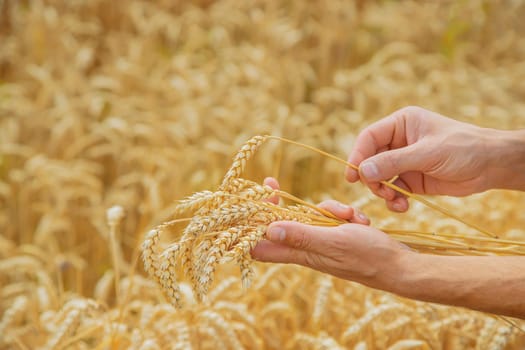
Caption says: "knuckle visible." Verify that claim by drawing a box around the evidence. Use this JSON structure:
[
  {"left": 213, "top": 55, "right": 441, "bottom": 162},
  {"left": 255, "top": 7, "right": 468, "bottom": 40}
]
[
  {"left": 303, "top": 253, "right": 320, "bottom": 269},
  {"left": 317, "top": 200, "right": 332, "bottom": 208},
  {"left": 399, "top": 105, "right": 422, "bottom": 117},
  {"left": 386, "top": 153, "right": 402, "bottom": 174},
  {"left": 289, "top": 227, "right": 310, "bottom": 250}
]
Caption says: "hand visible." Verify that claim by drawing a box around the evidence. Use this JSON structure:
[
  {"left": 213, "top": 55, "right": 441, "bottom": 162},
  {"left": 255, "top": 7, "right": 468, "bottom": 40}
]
[
  {"left": 252, "top": 178, "right": 408, "bottom": 289},
  {"left": 345, "top": 106, "right": 502, "bottom": 212}
]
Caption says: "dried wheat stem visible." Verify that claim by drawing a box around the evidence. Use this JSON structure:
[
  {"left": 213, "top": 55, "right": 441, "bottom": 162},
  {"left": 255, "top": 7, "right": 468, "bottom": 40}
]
[
  {"left": 0, "top": 296, "right": 28, "bottom": 339},
  {"left": 384, "top": 229, "right": 525, "bottom": 247},
  {"left": 107, "top": 205, "right": 125, "bottom": 305},
  {"left": 275, "top": 190, "right": 344, "bottom": 222},
  {"left": 267, "top": 135, "right": 498, "bottom": 238}
]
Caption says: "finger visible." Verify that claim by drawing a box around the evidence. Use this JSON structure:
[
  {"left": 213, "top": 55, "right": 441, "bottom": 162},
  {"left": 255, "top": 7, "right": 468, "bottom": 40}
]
[
  {"left": 375, "top": 174, "right": 410, "bottom": 201},
  {"left": 263, "top": 177, "right": 280, "bottom": 205},
  {"left": 376, "top": 184, "right": 397, "bottom": 201},
  {"left": 386, "top": 196, "right": 409, "bottom": 212},
  {"left": 388, "top": 176, "right": 411, "bottom": 211},
  {"left": 317, "top": 200, "right": 370, "bottom": 225},
  {"left": 346, "top": 112, "right": 404, "bottom": 182},
  {"left": 359, "top": 143, "right": 425, "bottom": 182},
  {"left": 266, "top": 221, "right": 340, "bottom": 254},
  {"left": 317, "top": 200, "right": 354, "bottom": 220},
  {"left": 251, "top": 240, "right": 310, "bottom": 265},
  {"left": 352, "top": 208, "right": 371, "bottom": 225}
]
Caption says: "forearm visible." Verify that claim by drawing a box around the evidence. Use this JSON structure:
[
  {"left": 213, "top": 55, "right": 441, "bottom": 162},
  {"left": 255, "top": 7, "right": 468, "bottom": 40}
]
[
  {"left": 389, "top": 252, "right": 525, "bottom": 318},
  {"left": 484, "top": 128, "right": 525, "bottom": 191}
]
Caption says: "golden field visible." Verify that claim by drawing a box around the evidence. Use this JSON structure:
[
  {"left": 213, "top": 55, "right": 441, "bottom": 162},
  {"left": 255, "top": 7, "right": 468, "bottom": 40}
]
[{"left": 1, "top": 0, "right": 525, "bottom": 349}]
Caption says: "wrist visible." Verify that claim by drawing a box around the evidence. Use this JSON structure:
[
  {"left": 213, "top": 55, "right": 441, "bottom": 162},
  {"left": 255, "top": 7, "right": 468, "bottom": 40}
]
[
  {"left": 483, "top": 128, "right": 525, "bottom": 191},
  {"left": 387, "top": 252, "right": 444, "bottom": 301},
  {"left": 372, "top": 248, "right": 417, "bottom": 295},
  {"left": 380, "top": 251, "right": 472, "bottom": 305}
]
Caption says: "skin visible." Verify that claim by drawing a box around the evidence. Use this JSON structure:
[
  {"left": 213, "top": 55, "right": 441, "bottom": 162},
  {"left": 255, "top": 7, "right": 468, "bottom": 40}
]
[{"left": 252, "top": 106, "right": 525, "bottom": 319}]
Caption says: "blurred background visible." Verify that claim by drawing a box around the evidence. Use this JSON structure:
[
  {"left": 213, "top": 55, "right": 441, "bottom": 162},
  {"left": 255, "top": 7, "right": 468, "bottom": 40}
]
[{"left": 2, "top": 0, "right": 525, "bottom": 349}]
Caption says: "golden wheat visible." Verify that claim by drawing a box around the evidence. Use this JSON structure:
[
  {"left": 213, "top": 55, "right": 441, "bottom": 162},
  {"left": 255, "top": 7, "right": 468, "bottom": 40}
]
[{"left": 2, "top": 0, "right": 525, "bottom": 349}]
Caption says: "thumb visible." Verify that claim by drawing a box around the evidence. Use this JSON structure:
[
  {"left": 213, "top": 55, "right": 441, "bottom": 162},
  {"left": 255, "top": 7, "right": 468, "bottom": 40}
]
[
  {"left": 266, "top": 221, "right": 337, "bottom": 254},
  {"left": 359, "top": 144, "right": 423, "bottom": 182}
]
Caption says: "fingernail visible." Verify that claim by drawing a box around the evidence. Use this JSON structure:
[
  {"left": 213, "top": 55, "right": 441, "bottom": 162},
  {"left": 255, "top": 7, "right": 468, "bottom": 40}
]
[
  {"left": 357, "top": 212, "right": 369, "bottom": 221},
  {"left": 392, "top": 202, "right": 404, "bottom": 211},
  {"left": 361, "top": 161, "right": 379, "bottom": 180},
  {"left": 337, "top": 202, "right": 349, "bottom": 211},
  {"left": 268, "top": 226, "right": 286, "bottom": 241}
]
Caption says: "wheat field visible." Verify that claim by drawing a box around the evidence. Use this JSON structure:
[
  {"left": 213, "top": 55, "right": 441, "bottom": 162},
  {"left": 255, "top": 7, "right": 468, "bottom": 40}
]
[{"left": 2, "top": 0, "right": 525, "bottom": 349}]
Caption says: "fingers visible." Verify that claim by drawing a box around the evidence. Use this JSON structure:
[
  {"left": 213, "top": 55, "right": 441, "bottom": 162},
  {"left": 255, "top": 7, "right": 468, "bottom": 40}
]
[
  {"left": 346, "top": 107, "right": 428, "bottom": 185},
  {"left": 251, "top": 240, "right": 310, "bottom": 265},
  {"left": 317, "top": 200, "right": 370, "bottom": 225},
  {"left": 359, "top": 143, "right": 424, "bottom": 183},
  {"left": 263, "top": 177, "right": 280, "bottom": 205},
  {"left": 263, "top": 221, "right": 340, "bottom": 255},
  {"left": 367, "top": 177, "right": 410, "bottom": 212},
  {"left": 346, "top": 113, "right": 403, "bottom": 182},
  {"left": 386, "top": 196, "right": 409, "bottom": 212},
  {"left": 251, "top": 222, "right": 343, "bottom": 265},
  {"left": 384, "top": 177, "right": 410, "bottom": 212},
  {"left": 318, "top": 200, "right": 353, "bottom": 220}
]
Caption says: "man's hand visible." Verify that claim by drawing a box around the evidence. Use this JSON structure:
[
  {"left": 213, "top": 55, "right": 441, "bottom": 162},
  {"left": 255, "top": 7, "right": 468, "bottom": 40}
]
[
  {"left": 253, "top": 178, "right": 525, "bottom": 319},
  {"left": 252, "top": 221, "right": 409, "bottom": 289},
  {"left": 252, "top": 177, "right": 408, "bottom": 290},
  {"left": 345, "top": 106, "right": 525, "bottom": 212}
]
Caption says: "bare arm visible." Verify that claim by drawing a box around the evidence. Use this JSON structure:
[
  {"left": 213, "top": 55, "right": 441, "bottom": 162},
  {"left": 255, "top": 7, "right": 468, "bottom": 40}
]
[
  {"left": 252, "top": 219, "right": 525, "bottom": 319},
  {"left": 484, "top": 128, "right": 525, "bottom": 192},
  {"left": 392, "top": 253, "right": 525, "bottom": 318}
]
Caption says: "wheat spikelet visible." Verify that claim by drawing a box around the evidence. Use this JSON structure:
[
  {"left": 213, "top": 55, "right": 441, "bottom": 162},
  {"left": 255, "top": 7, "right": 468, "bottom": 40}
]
[
  {"left": 0, "top": 255, "right": 42, "bottom": 274},
  {"left": 220, "top": 135, "right": 268, "bottom": 190},
  {"left": 342, "top": 303, "right": 407, "bottom": 343},
  {"left": 142, "top": 228, "right": 162, "bottom": 284},
  {"left": 253, "top": 265, "right": 286, "bottom": 290},
  {"left": 310, "top": 276, "right": 333, "bottom": 328},
  {"left": 199, "top": 310, "right": 243, "bottom": 350},
  {"left": 94, "top": 270, "right": 114, "bottom": 303},
  {"left": 288, "top": 332, "right": 346, "bottom": 350},
  {"left": 0, "top": 295, "right": 29, "bottom": 344},
  {"left": 42, "top": 308, "right": 82, "bottom": 350},
  {"left": 198, "top": 326, "right": 226, "bottom": 349},
  {"left": 174, "top": 190, "right": 225, "bottom": 217},
  {"left": 178, "top": 204, "right": 262, "bottom": 285},
  {"left": 173, "top": 320, "right": 192, "bottom": 350},
  {"left": 194, "top": 226, "right": 251, "bottom": 299},
  {"left": 129, "top": 328, "right": 143, "bottom": 350},
  {"left": 487, "top": 325, "right": 514, "bottom": 350},
  {"left": 231, "top": 321, "right": 263, "bottom": 350},
  {"left": 157, "top": 243, "right": 182, "bottom": 306},
  {"left": 206, "top": 278, "right": 238, "bottom": 304},
  {"left": 387, "top": 339, "right": 429, "bottom": 350},
  {"left": 384, "top": 315, "right": 412, "bottom": 333},
  {"left": 139, "top": 339, "right": 161, "bottom": 350},
  {"left": 476, "top": 318, "right": 498, "bottom": 350},
  {"left": 409, "top": 306, "right": 441, "bottom": 350},
  {"left": 36, "top": 285, "right": 53, "bottom": 312}
]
